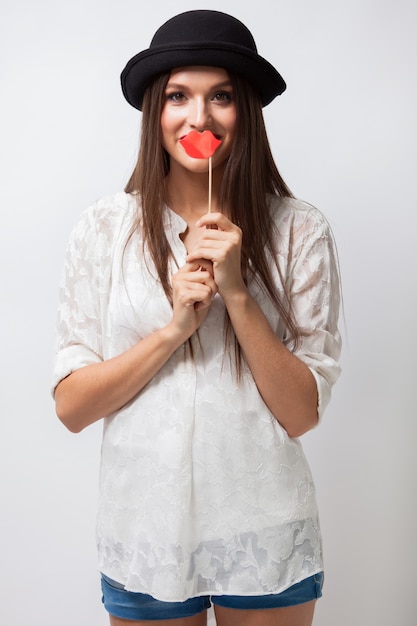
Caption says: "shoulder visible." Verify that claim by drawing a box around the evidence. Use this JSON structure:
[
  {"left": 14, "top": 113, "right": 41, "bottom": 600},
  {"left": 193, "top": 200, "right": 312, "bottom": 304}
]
[
  {"left": 69, "top": 191, "right": 137, "bottom": 247},
  {"left": 268, "top": 194, "right": 330, "bottom": 233},
  {"left": 77, "top": 191, "right": 137, "bottom": 230},
  {"left": 267, "top": 195, "right": 335, "bottom": 255}
]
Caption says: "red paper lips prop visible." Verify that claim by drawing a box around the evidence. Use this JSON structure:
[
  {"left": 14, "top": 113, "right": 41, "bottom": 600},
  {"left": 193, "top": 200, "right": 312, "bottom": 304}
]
[{"left": 180, "top": 130, "right": 222, "bottom": 159}]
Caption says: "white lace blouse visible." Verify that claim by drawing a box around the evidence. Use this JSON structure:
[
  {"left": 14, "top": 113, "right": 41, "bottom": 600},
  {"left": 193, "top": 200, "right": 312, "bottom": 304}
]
[{"left": 52, "top": 191, "right": 341, "bottom": 601}]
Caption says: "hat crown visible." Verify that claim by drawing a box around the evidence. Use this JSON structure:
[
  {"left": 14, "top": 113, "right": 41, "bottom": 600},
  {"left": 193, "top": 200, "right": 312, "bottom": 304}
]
[{"left": 150, "top": 10, "right": 257, "bottom": 53}]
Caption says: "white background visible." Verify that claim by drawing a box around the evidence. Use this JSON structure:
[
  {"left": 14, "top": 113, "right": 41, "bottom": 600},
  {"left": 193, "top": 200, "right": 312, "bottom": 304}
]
[{"left": 1, "top": 1, "right": 415, "bottom": 625}]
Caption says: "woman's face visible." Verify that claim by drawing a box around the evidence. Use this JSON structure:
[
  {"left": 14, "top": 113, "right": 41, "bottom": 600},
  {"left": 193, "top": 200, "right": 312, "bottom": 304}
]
[{"left": 161, "top": 66, "right": 237, "bottom": 175}]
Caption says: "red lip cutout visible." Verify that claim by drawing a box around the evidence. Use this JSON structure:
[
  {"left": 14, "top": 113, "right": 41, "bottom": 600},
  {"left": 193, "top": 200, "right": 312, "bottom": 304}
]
[{"left": 179, "top": 130, "right": 222, "bottom": 159}]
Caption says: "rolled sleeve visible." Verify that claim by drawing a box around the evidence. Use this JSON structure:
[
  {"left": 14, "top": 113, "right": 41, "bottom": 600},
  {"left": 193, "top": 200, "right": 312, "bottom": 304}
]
[
  {"left": 51, "top": 203, "right": 105, "bottom": 396},
  {"left": 51, "top": 344, "right": 102, "bottom": 397},
  {"left": 288, "top": 207, "right": 342, "bottom": 421}
]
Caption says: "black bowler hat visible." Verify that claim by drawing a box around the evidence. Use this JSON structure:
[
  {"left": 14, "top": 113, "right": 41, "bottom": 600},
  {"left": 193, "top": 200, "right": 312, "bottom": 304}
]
[{"left": 121, "top": 10, "right": 286, "bottom": 110}]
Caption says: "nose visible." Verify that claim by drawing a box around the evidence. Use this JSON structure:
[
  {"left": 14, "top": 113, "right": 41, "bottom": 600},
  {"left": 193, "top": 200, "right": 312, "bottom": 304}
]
[{"left": 188, "top": 97, "right": 212, "bottom": 130}]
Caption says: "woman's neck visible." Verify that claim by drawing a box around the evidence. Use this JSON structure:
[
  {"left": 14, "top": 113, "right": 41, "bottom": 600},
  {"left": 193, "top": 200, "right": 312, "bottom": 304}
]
[{"left": 165, "top": 162, "right": 225, "bottom": 220}]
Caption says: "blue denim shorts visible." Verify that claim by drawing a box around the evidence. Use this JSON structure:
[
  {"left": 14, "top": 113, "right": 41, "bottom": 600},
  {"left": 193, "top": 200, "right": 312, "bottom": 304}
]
[{"left": 101, "top": 572, "right": 323, "bottom": 620}]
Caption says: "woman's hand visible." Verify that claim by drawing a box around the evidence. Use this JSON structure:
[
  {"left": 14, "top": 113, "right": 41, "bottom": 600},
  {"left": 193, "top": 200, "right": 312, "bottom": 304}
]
[
  {"left": 170, "top": 258, "right": 217, "bottom": 339},
  {"left": 185, "top": 212, "right": 319, "bottom": 437},
  {"left": 186, "top": 213, "right": 246, "bottom": 299}
]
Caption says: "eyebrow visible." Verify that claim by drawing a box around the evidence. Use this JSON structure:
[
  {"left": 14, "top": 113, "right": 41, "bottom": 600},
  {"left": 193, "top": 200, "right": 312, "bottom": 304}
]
[{"left": 165, "top": 80, "right": 233, "bottom": 91}]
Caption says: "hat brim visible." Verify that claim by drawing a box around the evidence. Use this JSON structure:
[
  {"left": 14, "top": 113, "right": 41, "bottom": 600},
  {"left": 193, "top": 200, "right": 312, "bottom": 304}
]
[{"left": 121, "top": 42, "right": 286, "bottom": 110}]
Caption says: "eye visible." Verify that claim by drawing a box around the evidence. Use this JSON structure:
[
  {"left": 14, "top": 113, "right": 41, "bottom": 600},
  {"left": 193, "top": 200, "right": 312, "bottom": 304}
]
[
  {"left": 212, "top": 91, "right": 233, "bottom": 103},
  {"left": 165, "top": 92, "right": 186, "bottom": 102}
]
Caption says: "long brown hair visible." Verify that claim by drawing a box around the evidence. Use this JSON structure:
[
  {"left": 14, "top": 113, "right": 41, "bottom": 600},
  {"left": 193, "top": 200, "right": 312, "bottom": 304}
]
[{"left": 125, "top": 70, "right": 300, "bottom": 371}]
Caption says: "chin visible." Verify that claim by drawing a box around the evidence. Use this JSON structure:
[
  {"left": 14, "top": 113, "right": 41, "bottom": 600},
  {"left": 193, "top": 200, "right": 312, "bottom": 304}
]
[{"left": 171, "top": 157, "right": 210, "bottom": 175}]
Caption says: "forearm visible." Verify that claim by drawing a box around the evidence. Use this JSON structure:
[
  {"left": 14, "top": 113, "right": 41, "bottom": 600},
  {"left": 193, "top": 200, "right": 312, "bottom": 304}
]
[
  {"left": 223, "top": 289, "right": 318, "bottom": 437},
  {"left": 55, "top": 260, "right": 216, "bottom": 434},
  {"left": 54, "top": 324, "right": 185, "bottom": 433}
]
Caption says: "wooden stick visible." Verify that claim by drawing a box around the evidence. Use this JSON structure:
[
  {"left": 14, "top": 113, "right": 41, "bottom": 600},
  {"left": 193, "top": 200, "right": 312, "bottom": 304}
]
[{"left": 208, "top": 156, "right": 212, "bottom": 213}]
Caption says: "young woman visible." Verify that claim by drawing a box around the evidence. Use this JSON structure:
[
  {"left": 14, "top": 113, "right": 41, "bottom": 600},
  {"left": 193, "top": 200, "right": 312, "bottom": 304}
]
[{"left": 53, "top": 10, "right": 341, "bottom": 626}]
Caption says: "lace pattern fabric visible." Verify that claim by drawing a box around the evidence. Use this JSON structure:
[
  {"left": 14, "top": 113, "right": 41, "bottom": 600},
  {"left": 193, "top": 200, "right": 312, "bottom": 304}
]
[{"left": 52, "top": 192, "right": 341, "bottom": 601}]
